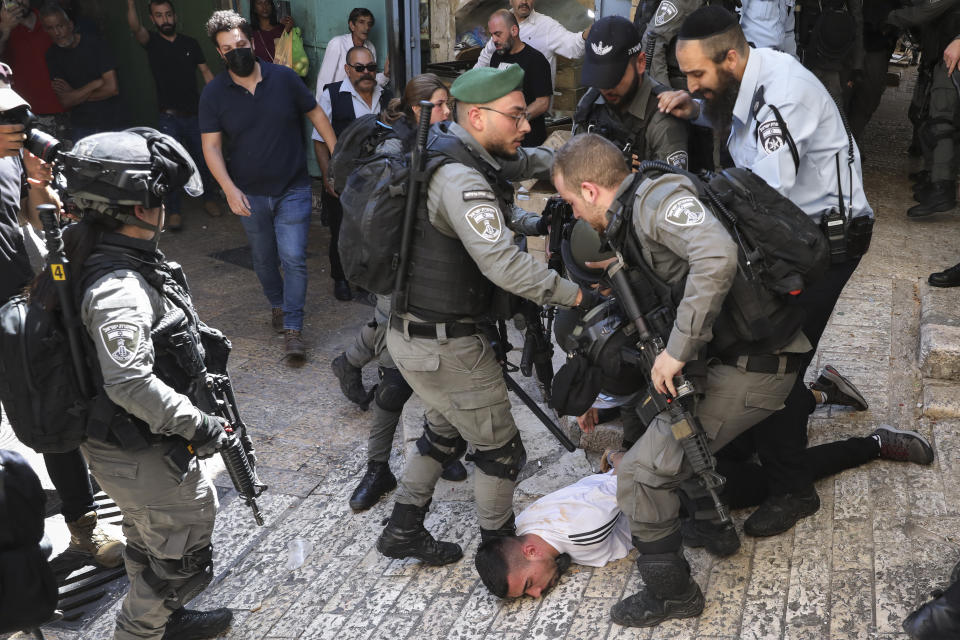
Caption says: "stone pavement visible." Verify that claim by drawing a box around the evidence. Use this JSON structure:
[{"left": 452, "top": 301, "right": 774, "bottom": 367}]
[{"left": 6, "top": 62, "right": 960, "bottom": 640}]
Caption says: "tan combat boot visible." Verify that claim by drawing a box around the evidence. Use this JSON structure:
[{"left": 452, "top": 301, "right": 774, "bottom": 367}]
[{"left": 66, "top": 511, "right": 125, "bottom": 568}]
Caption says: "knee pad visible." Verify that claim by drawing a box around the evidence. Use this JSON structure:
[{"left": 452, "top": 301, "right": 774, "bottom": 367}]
[
  {"left": 466, "top": 432, "right": 527, "bottom": 481},
  {"left": 127, "top": 544, "right": 214, "bottom": 609},
  {"left": 415, "top": 421, "right": 467, "bottom": 465},
  {"left": 374, "top": 367, "right": 413, "bottom": 412}
]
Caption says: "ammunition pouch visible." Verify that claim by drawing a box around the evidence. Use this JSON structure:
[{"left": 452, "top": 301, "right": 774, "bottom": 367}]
[{"left": 465, "top": 432, "right": 527, "bottom": 481}]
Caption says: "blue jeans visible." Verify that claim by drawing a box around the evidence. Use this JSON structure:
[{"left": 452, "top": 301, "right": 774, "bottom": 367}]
[
  {"left": 241, "top": 185, "right": 312, "bottom": 331},
  {"left": 157, "top": 112, "right": 217, "bottom": 214}
]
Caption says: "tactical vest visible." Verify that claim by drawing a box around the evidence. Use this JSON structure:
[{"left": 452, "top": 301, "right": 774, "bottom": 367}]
[
  {"left": 404, "top": 125, "right": 512, "bottom": 322},
  {"left": 574, "top": 88, "right": 642, "bottom": 158},
  {"left": 78, "top": 236, "right": 206, "bottom": 450},
  {"left": 324, "top": 81, "right": 392, "bottom": 137}
]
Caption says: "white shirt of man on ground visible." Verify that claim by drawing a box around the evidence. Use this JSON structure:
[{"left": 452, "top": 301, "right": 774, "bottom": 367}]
[{"left": 474, "top": 0, "right": 588, "bottom": 84}]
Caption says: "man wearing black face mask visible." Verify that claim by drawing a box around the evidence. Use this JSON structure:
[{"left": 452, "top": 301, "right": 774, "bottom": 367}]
[
  {"left": 199, "top": 10, "right": 336, "bottom": 362},
  {"left": 127, "top": 0, "right": 221, "bottom": 231}
]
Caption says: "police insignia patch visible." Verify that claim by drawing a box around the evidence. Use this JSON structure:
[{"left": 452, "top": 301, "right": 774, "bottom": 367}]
[
  {"left": 665, "top": 150, "right": 688, "bottom": 169},
  {"left": 664, "top": 196, "right": 706, "bottom": 227},
  {"left": 654, "top": 1, "right": 678, "bottom": 26},
  {"left": 757, "top": 120, "right": 785, "bottom": 155},
  {"left": 465, "top": 204, "right": 502, "bottom": 242},
  {"left": 99, "top": 321, "right": 141, "bottom": 367}
]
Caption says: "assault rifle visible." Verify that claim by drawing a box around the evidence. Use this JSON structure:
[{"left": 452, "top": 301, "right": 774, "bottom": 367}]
[
  {"left": 151, "top": 309, "right": 268, "bottom": 526},
  {"left": 482, "top": 321, "right": 576, "bottom": 453},
  {"left": 517, "top": 299, "right": 554, "bottom": 402},
  {"left": 605, "top": 258, "right": 731, "bottom": 524}
]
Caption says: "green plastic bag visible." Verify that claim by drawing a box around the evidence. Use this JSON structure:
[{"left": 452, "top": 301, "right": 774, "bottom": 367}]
[{"left": 275, "top": 27, "right": 309, "bottom": 77}]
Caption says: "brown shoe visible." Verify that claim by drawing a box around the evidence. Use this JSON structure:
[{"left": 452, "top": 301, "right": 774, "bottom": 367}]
[
  {"left": 203, "top": 200, "right": 223, "bottom": 217},
  {"left": 66, "top": 511, "right": 125, "bottom": 568},
  {"left": 284, "top": 329, "right": 306, "bottom": 360},
  {"left": 271, "top": 307, "right": 285, "bottom": 333}
]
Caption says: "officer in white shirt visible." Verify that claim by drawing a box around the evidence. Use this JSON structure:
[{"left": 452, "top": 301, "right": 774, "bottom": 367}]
[
  {"left": 475, "top": 470, "right": 632, "bottom": 599},
  {"left": 738, "top": 0, "right": 797, "bottom": 57},
  {"left": 657, "top": 6, "right": 875, "bottom": 540},
  {"left": 474, "top": 0, "right": 590, "bottom": 85},
  {"left": 315, "top": 8, "right": 388, "bottom": 90}
]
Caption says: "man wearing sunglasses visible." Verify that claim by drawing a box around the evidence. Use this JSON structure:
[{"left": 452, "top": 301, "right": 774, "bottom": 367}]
[{"left": 314, "top": 45, "right": 390, "bottom": 302}]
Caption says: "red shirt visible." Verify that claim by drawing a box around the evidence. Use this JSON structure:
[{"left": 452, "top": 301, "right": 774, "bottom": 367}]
[
  {"left": 4, "top": 11, "right": 64, "bottom": 115},
  {"left": 252, "top": 25, "right": 285, "bottom": 63}
]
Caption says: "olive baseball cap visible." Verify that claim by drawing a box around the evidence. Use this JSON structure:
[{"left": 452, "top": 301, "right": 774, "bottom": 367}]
[
  {"left": 582, "top": 16, "right": 642, "bottom": 90},
  {"left": 450, "top": 64, "right": 524, "bottom": 104},
  {"left": 0, "top": 63, "right": 28, "bottom": 113}
]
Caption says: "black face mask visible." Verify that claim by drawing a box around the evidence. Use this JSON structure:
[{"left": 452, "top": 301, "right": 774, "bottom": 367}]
[{"left": 225, "top": 47, "right": 256, "bottom": 77}]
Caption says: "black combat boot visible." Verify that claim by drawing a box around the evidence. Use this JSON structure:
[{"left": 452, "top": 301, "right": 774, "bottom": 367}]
[
  {"left": 744, "top": 486, "right": 820, "bottom": 537},
  {"left": 348, "top": 461, "right": 397, "bottom": 511},
  {"left": 162, "top": 607, "right": 233, "bottom": 640},
  {"left": 929, "top": 262, "right": 960, "bottom": 288},
  {"left": 440, "top": 459, "right": 468, "bottom": 482},
  {"left": 909, "top": 168, "right": 930, "bottom": 183},
  {"left": 611, "top": 550, "right": 705, "bottom": 627},
  {"left": 908, "top": 181, "right": 957, "bottom": 218},
  {"left": 810, "top": 364, "right": 869, "bottom": 410},
  {"left": 680, "top": 518, "right": 741, "bottom": 557},
  {"left": 903, "top": 580, "right": 960, "bottom": 639},
  {"left": 376, "top": 502, "right": 463, "bottom": 565},
  {"left": 331, "top": 353, "right": 374, "bottom": 409},
  {"left": 479, "top": 513, "right": 516, "bottom": 543}
]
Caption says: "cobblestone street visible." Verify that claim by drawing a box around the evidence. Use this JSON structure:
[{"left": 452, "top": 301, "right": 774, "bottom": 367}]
[{"left": 5, "top": 62, "right": 960, "bottom": 640}]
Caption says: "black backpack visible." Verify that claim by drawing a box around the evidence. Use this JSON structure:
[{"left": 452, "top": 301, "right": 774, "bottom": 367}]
[
  {"left": 0, "top": 449, "right": 58, "bottom": 633},
  {"left": 329, "top": 114, "right": 400, "bottom": 194},
  {"left": 0, "top": 295, "right": 90, "bottom": 454}
]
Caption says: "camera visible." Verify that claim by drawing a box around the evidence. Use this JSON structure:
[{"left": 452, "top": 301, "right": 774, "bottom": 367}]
[{"left": 0, "top": 105, "right": 63, "bottom": 163}]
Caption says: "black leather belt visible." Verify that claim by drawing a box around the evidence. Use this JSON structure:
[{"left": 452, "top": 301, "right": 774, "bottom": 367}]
[
  {"left": 390, "top": 316, "right": 478, "bottom": 339},
  {"left": 722, "top": 353, "right": 807, "bottom": 375}
]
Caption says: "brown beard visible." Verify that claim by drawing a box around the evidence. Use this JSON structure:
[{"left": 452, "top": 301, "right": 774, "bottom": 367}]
[{"left": 701, "top": 67, "right": 740, "bottom": 136}]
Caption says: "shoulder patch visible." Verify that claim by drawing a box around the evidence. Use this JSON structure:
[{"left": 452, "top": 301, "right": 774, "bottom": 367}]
[
  {"left": 664, "top": 196, "right": 706, "bottom": 227},
  {"left": 757, "top": 119, "right": 785, "bottom": 155},
  {"left": 665, "top": 150, "right": 688, "bottom": 169},
  {"left": 462, "top": 189, "right": 496, "bottom": 202},
  {"left": 464, "top": 204, "right": 503, "bottom": 242},
  {"left": 653, "top": 1, "right": 679, "bottom": 26},
  {"left": 99, "top": 321, "right": 141, "bottom": 367}
]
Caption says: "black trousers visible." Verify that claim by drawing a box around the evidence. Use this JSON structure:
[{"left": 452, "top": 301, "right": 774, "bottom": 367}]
[
  {"left": 718, "top": 435, "right": 878, "bottom": 509},
  {"left": 43, "top": 449, "right": 97, "bottom": 522},
  {"left": 727, "top": 257, "right": 862, "bottom": 496},
  {"left": 322, "top": 190, "right": 345, "bottom": 282}
]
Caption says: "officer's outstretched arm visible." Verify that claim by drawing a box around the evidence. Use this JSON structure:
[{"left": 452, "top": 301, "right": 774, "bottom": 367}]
[
  {"left": 432, "top": 165, "right": 579, "bottom": 308},
  {"left": 887, "top": 0, "right": 960, "bottom": 28},
  {"left": 81, "top": 275, "right": 205, "bottom": 441},
  {"left": 633, "top": 174, "right": 738, "bottom": 362},
  {"left": 499, "top": 146, "right": 555, "bottom": 182}
]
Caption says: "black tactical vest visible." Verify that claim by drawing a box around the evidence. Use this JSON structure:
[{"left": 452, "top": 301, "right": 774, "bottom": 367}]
[{"left": 404, "top": 125, "right": 511, "bottom": 322}]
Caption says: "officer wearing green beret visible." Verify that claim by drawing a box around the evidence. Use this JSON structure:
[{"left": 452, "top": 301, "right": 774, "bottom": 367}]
[{"left": 376, "top": 64, "right": 589, "bottom": 565}]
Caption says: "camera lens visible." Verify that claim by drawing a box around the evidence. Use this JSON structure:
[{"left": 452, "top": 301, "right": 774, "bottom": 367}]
[{"left": 26, "top": 129, "right": 61, "bottom": 163}]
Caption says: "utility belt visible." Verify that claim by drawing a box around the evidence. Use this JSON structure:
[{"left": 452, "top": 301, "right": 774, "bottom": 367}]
[
  {"left": 390, "top": 315, "right": 479, "bottom": 340},
  {"left": 719, "top": 352, "right": 807, "bottom": 375},
  {"left": 820, "top": 211, "right": 874, "bottom": 265}
]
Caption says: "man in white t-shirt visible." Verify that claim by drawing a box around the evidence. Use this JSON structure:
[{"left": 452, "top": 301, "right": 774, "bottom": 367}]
[
  {"left": 474, "top": 469, "right": 633, "bottom": 598},
  {"left": 474, "top": 0, "right": 589, "bottom": 85},
  {"left": 315, "top": 7, "right": 388, "bottom": 90}
]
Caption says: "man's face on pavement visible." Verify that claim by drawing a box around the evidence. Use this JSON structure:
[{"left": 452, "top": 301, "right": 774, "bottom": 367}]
[
  {"left": 505, "top": 551, "right": 569, "bottom": 599},
  {"left": 488, "top": 16, "right": 517, "bottom": 56},
  {"left": 345, "top": 48, "right": 376, "bottom": 91},
  {"left": 349, "top": 15, "right": 374, "bottom": 42},
  {"left": 40, "top": 10, "right": 75, "bottom": 48},
  {"left": 149, "top": 2, "right": 176, "bottom": 36},
  {"left": 600, "top": 54, "right": 646, "bottom": 107},
  {"left": 510, "top": 0, "right": 534, "bottom": 20}
]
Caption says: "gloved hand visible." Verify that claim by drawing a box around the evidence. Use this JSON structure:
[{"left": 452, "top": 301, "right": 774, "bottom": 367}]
[{"left": 190, "top": 414, "right": 230, "bottom": 459}]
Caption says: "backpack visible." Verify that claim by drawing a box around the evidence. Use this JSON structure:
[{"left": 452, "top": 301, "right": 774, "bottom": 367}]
[
  {"left": 611, "top": 162, "right": 829, "bottom": 354},
  {"left": 0, "top": 295, "right": 90, "bottom": 454},
  {"left": 0, "top": 449, "right": 58, "bottom": 633},
  {"left": 329, "top": 114, "right": 399, "bottom": 194}
]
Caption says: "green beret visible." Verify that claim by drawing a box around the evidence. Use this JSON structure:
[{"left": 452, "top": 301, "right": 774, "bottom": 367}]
[{"left": 450, "top": 64, "right": 525, "bottom": 104}]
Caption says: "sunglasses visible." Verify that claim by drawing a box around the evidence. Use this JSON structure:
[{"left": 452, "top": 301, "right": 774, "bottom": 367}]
[{"left": 349, "top": 63, "right": 378, "bottom": 73}]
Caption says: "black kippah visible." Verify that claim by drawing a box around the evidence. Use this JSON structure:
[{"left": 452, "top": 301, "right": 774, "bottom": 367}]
[{"left": 677, "top": 5, "right": 739, "bottom": 40}]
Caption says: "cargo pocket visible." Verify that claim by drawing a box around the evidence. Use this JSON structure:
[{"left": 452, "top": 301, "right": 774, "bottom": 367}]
[
  {"left": 745, "top": 390, "right": 787, "bottom": 412},
  {"left": 141, "top": 500, "right": 218, "bottom": 561},
  {"left": 87, "top": 455, "right": 139, "bottom": 481},
  {"left": 396, "top": 354, "right": 440, "bottom": 373},
  {"left": 448, "top": 383, "right": 511, "bottom": 446}
]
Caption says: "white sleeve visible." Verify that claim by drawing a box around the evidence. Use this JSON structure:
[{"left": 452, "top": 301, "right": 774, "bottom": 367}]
[
  {"left": 316, "top": 36, "right": 344, "bottom": 96},
  {"left": 543, "top": 15, "right": 585, "bottom": 60},
  {"left": 474, "top": 38, "right": 495, "bottom": 68}
]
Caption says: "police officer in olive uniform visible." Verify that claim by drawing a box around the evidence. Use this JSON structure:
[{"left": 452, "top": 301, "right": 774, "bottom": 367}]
[
  {"left": 33, "top": 129, "right": 233, "bottom": 640},
  {"left": 552, "top": 133, "right": 810, "bottom": 628},
  {"left": 637, "top": 0, "right": 706, "bottom": 89},
  {"left": 888, "top": 1, "right": 960, "bottom": 217},
  {"left": 375, "top": 65, "right": 588, "bottom": 566},
  {"left": 574, "top": 16, "right": 690, "bottom": 170}
]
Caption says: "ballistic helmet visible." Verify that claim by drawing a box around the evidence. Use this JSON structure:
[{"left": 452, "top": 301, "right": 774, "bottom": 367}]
[
  {"left": 61, "top": 127, "right": 201, "bottom": 231},
  {"left": 560, "top": 218, "right": 616, "bottom": 287}
]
